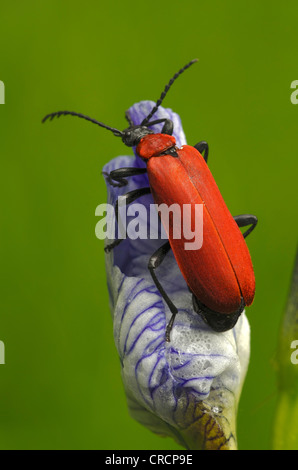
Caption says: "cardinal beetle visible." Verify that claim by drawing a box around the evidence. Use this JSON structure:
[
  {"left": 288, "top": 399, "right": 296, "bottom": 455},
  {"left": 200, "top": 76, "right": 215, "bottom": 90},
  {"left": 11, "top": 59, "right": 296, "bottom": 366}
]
[{"left": 42, "top": 59, "right": 257, "bottom": 341}]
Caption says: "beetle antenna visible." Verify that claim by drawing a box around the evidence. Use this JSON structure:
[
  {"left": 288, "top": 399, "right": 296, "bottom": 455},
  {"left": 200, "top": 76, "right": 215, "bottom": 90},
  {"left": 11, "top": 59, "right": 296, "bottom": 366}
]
[
  {"left": 141, "top": 59, "right": 198, "bottom": 126},
  {"left": 42, "top": 110, "right": 123, "bottom": 137}
]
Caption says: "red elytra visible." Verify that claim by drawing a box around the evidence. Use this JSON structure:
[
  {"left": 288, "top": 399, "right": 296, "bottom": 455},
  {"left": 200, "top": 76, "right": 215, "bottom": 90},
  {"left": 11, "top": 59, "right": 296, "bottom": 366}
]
[{"left": 137, "top": 133, "right": 255, "bottom": 315}]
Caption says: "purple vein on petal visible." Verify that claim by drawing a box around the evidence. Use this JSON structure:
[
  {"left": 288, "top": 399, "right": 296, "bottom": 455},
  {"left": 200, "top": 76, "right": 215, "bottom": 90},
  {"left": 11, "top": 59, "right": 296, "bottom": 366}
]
[
  {"left": 124, "top": 307, "right": 165, "bottom": 357},
  {"left": 134, "top": 335, "right": 166, "bottom": 409},
  {"left": 168, "top": 346, "right": 229, "bottom": 360},
  {"left": 120, "top": 278, "right": 146, "bottom": 323}
]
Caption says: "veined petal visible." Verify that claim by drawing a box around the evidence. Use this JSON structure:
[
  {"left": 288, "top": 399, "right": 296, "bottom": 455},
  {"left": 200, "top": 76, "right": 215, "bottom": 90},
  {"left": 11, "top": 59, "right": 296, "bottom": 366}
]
[{"left": 102, "top": 101, "right": 250, "bottom": 450}]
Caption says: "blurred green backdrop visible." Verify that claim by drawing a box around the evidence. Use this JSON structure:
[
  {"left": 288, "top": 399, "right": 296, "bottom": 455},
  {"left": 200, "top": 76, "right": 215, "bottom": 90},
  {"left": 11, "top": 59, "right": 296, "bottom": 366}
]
[{"left": 0, "top": 0, "right": 297, "bottom": 450}]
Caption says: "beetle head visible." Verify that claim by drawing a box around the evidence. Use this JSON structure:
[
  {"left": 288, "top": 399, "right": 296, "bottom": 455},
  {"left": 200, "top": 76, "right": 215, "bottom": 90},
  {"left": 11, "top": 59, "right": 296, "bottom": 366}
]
[{"left": 121, "top": 125, "right": 154, "bottom": 147}]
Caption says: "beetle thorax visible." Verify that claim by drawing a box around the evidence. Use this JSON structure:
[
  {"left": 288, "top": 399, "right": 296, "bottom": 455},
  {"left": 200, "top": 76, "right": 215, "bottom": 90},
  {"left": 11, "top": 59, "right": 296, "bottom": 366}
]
[{"left": 136, "top": 133, "right": 177, "bottom": 160}]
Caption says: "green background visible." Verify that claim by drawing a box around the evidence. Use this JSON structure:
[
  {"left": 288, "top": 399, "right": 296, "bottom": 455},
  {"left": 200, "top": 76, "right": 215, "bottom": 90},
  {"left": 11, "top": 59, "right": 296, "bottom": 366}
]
[{"left": 0, "top": 0, "right": 297, "bottom": 450}]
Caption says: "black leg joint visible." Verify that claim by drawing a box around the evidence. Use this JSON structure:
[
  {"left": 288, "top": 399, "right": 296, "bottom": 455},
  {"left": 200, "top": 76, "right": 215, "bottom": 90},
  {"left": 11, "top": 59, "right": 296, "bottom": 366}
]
[
  {"left": 103, "top": 167, "right": 147, "bottom": 188},
  {"left": 194, "top": 141, "right": 209, "bottom": 163},
  {"left": 234, "top": 214, "right": 258, "bottom": 238},
  {"left": 145, "top": 118, "right": 174, "bottom": 136}
]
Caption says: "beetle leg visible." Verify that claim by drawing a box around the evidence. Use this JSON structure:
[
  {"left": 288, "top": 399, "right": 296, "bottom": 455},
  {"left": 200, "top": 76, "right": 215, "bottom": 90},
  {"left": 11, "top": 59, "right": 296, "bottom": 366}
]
[
  {"left": 148, "top": 241, "right": 179, "bottom": 342},
  {"left": 194, "top": 141, "right": 209, "bottom": 163},
  {"left": 145, "top": 118, "right": 174, "bottom": 136},
  {"left": 161, "top": 119, "right": 174, "bottom": 135},
  {"left": 104, "top": 187, "right": 151, "bottom": 252},
  {"left": 102, "top": 167, "right": 147, "bottom": 188},
  {"left": 234, "top": 214, "right": 258, "bottom": 238}
]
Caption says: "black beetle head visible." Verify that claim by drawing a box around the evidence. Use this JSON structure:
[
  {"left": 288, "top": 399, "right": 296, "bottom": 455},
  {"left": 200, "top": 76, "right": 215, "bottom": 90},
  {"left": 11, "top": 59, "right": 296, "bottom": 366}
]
[{"left": 121, "top": 125, "right": 154, "bottom": 147}]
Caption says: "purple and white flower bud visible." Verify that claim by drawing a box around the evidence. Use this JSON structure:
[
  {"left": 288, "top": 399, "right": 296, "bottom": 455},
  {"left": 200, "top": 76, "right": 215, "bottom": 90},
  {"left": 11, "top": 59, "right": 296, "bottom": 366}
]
[{"left": 103, "top": 102, "right": 250, "bottom": 450}]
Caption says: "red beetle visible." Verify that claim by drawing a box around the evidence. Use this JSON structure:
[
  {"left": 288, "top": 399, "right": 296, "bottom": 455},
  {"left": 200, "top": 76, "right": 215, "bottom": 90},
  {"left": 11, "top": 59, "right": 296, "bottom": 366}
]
[{"left": 42, "top": 59, "right": 257, "bottom": 341}]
